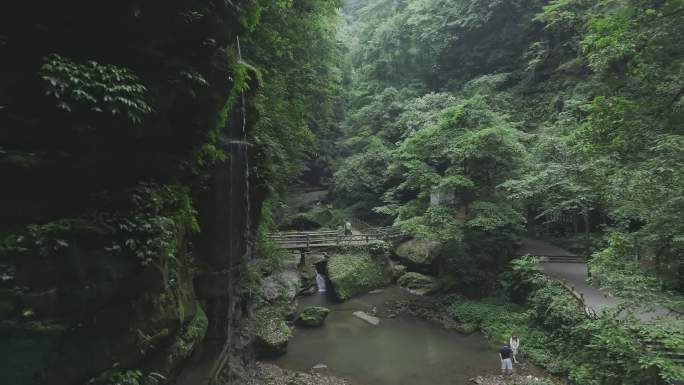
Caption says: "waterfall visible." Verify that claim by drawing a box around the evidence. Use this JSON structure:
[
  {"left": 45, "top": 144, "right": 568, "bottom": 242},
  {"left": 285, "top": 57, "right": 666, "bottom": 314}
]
[
  {"left": 210, "top": 35, "right": 253, "bottom": 383},
  {"left": 316, "top": 272, "right": 327, "bottom": 292},
  {"left": 236, "top": 35, "right": 251, "bottom": 251}
]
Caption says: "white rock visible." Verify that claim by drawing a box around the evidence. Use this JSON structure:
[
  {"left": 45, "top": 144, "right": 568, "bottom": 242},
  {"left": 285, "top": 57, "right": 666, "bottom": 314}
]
[
  {"left": 353, "top": 311, "right": 380, "bottom": 325},
  {"left": 312, "top": 363, "right": 328, "bottom": 370}
]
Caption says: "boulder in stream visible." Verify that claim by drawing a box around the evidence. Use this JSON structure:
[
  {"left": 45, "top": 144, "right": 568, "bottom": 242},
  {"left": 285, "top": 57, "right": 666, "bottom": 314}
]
[
  {"left": 352, "top": 311, "right": 380, "bottom": 325},
  {"left": 254, "top": 307, "right": 292, "bottom": 358},
  {"left": 397, "top": 272, "right": 437, "bottom": 295},
  {"left": 296, "top": 306, "right": 330, "bottom": 327},
  {"left": 326, "top": 253, "right": 388, "bottom": 300},
  {"left": 298, "top": 263, "right": 317, "bottom": 295}
]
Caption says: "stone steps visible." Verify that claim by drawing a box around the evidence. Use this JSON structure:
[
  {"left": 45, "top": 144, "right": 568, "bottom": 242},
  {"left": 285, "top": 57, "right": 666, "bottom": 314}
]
[{"left": 542, "top": 256, "right": 586, "bottom": 263}]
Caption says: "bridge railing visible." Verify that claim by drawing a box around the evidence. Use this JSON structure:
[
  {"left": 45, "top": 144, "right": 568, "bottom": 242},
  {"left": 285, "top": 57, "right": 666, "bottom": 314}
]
[{"left": 267, "top": 227, "right": 402, "bottom": 249}]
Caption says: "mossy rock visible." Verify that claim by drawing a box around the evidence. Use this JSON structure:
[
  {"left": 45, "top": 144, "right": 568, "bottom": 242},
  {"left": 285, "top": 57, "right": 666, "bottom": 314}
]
[
  {"left": 168, "top": 304, "right": 208, "bottom": 363},
  {"left": 454, "top": 322, "right": 477, "bottom": 335},
  {"left": 395, "top": 238, "right": 437, "bottom": 267},
  {"left": 298, "top": 263, "right": 317, "bottom": 294},
  {"left": 296, "top": 306, "right": 330, "bottom": 327},
  {"left": 254, "top": 307, "right": 292, "bottom": 358},
  {"left": 326, "top": 253, "right": 387, "bottom": 300},
  {"left": 390, "top": 264, "right": 408, "bottom": 282},
  {"left": 397, "top": 272, "right": 436, "bottom": 295}
]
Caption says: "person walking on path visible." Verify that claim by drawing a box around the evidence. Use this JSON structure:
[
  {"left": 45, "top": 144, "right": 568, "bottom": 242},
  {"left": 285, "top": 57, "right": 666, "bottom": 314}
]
[
  {"left": 499, "top": 342, "right": 514, "bottom": 375},
  {"left": 344, "top": 220, "right": 352, "bottom": 236},
  {"left": 509, "top": 334, "right": 520, "bottom": 363}
]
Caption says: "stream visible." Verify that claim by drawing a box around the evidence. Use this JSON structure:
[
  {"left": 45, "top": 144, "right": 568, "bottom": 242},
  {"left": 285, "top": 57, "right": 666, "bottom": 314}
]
[{"left": 268, "top": 286, "right": 497, "bottom": 385}]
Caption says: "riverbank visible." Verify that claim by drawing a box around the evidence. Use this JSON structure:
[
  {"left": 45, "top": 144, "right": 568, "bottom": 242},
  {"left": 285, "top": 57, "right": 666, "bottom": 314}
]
[
  {"left": 246, "top": 363, "right": 352, "bottom": 385},
  {"left": 248, "top": 362, "right": 557, "bottom": 385}
]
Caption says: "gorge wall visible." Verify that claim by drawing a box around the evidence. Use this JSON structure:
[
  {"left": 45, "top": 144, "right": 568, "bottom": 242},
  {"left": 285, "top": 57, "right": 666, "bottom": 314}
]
[{"left": 0, "top": 1, "right": 267, "bottom": 384}]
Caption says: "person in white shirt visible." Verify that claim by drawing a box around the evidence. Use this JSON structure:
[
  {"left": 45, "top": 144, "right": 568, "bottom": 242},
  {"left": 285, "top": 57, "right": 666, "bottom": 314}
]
[
  {"left": 509, "top": 333, "right": 520, "bottom": 363},
  {"left": 344, "top": 220, "right": 352, "bottom": 236}
]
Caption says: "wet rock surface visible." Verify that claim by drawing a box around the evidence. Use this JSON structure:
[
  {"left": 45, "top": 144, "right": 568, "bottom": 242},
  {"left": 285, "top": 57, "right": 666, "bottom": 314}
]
[
  {"left": 470, "top": 374, "right": 558, "bottom": 385},
  {"left": 397, "top": 272, "right": 437, "bottom": 295},
  {"left": 296, "top": 306, "right": 330, "bottom": 327},
  {"left": 247, "top": 362, "right": 353, "bottom": 385},
  {"left": 352, "top": 310, "right": 380, "bottom": 325}
]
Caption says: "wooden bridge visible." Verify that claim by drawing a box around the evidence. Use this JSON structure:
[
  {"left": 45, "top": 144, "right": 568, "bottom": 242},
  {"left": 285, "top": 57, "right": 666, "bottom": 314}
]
[{"left": 267, "top": 227, "right": 402, "bottom": 250}]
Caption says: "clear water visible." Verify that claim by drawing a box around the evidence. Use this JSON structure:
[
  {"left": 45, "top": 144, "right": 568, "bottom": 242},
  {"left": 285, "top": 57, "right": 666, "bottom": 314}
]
[{"left": 269, "top": 286, "right": 497, "bottom": 385}]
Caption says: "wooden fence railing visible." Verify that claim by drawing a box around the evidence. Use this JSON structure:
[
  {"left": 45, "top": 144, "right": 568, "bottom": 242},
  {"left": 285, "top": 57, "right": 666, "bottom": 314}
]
[
  {"left": 267, "top": 227, "right": 402, "bottom": 250},
  {"left": 553, "top": 277, "right": 599, "bottom": 319}
]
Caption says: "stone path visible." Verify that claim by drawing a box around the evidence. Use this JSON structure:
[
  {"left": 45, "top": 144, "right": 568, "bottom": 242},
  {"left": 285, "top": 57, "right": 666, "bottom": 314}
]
[
  {"left": 519, "top": 238, "right": 673, "bottom": 320},
  {"left": 516, "top": 238, "right": 578, "bottom": 257}
]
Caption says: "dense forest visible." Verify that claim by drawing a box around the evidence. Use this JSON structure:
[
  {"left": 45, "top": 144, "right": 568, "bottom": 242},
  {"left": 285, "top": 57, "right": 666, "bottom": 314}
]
[{"left": 1, "top": 0, "right": 683, "bottom": 385}]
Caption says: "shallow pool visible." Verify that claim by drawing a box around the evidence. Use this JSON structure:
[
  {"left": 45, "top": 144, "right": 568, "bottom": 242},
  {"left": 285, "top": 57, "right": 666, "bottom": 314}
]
[{"left": 268, "top": 286, "right": 498, "bottom": 385}]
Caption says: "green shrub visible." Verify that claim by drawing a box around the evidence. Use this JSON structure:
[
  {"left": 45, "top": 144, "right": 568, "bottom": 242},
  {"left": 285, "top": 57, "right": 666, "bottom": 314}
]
[
  {"left": 368, "top": 240, "right": 390, "bottom": 256},
  {"left": 499, "top": 255, "right": 546, "bottom": 302},
  {"left": 40, "top": 54, "right": 152, "bottom": 123}
]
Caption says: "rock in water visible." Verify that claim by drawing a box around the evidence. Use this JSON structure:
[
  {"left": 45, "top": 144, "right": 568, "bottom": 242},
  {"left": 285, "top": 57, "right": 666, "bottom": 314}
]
[
  {"left": 312, "top": 363, "right": 328, "bottom": 370},
  {"left": 296, "top": 306, "right": 330, "bottom": 327},
  {"left": 254, "top": 307, "right": 292, "bottom": 358},
  {"left": 397, "top": 272, "right": 436, "bottom": 295},
  {"left": 326, "top": 253, "right": 388, "bottom": 300},
  {"left": 352, "top": 311, "right": 380, "bottom": 325}
]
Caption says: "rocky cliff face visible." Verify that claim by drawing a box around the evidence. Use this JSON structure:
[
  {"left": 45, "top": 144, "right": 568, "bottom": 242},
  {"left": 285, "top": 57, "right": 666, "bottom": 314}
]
[{"left": 0, "top": 2, "right": 265, "bottom": 384}]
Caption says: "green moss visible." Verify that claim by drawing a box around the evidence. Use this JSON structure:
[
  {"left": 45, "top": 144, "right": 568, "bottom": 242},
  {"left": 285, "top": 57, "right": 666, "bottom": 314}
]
[
  {"left": 454, "top": 323, "right": 477, "bottom": 334},
  {"left": 254, "top": 306, "right": 292, "bottom": 357},
  {"left": 169, "top": 304, "right": 208, "bottom": 362},
  {"left": 397, "top": 272, "right": 436, "bottom": 295},
  {"left": 326, "top": 253, "right": 387, "bottom": 300},
  {"left": 395, "top": 238, "right": 436, "bottom": 266},
  {"left": 391, "top": 264, "right": 408, "bottom": 282},
  {"left": 296, "top": 306, "right": 329, "bottom": 327}
]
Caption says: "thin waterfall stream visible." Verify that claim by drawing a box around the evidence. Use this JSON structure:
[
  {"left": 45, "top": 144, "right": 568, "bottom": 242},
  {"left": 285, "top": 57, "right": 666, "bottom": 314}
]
[
  {"left": 214, "top": 36, "right": 254, "bottom": 381},
  {"left": 315, "top": 272, "right": 327, "bottom": 292}
]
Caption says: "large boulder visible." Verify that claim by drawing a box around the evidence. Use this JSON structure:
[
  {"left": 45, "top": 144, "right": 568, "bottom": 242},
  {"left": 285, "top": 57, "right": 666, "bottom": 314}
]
[
  {"left": 390, "top": 264, "right": 408, "bottom": 282},
  {"left": 326, "top": 253, "right": 388, "bottom": 300},
  {"left": 397, "top": 272, "right": 437, "bottom": 295},
  {"left": 395, "top": 238, "right": 437, "bottom": 268},
  {"left": 298, "top": 263, "right": 317, "bottom": 295},
  {"left": 261, "top": 270, "right": 300, "bottom": 303},
  {"left": 254, "top": 307, "right": 292, "bottom": 358},
  {"left": 296, "top": 306, "right": 330, "bottom": 327}
]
